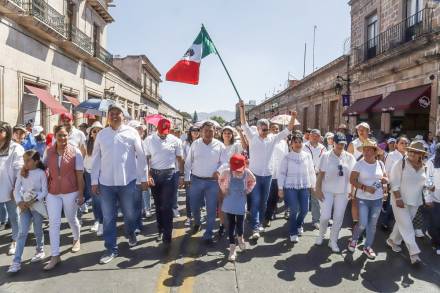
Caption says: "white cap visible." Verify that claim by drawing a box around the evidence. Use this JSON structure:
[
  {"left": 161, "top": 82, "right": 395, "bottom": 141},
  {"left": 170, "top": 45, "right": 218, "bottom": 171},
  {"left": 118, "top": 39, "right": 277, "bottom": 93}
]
[
  {"left": 356, "top": 122, "right": 370, "bottom": 130},
  {"left": 86, "top": 121, "right": 104, "bottom": 135},
  {"left": 413, "top": 134, "right": 424, "bottom": 141},
  {"left": 32, "top": 125, "right": 44, "bottom": 136},
  {"left": 325, "top": 132, "right": 334, "bottom": 139}
]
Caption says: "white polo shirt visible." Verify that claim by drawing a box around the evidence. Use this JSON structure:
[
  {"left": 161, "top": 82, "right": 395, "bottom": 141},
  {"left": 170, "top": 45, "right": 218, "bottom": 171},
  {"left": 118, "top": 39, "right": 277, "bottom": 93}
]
[
  {"left": 144, "top": 133, "right": 183, "bottom": 170},
  {"left": 68, "top": 127, "right": 86, "bottom": 150},
  {"left": 304, "top": 141, "right": 326, "bottom": 173},
  {"left": 184, "top": 138, "right": 227, "bottom": 181}
]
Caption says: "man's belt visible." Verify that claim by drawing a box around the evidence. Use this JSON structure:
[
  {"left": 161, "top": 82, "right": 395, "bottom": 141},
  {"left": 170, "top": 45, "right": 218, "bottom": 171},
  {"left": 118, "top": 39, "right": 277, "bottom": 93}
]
[{"left": 191, "top": 174, "right": 216, "bottom": 181}]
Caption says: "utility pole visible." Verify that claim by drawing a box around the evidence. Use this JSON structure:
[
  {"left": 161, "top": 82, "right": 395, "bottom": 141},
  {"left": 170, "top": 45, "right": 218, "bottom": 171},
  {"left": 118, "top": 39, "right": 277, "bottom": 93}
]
[
  {"left": 303, "top": 42, "right": 307, "bottom": 78},
  {"left": 313, "top": 25, "right": 317, "bottom": 72}
]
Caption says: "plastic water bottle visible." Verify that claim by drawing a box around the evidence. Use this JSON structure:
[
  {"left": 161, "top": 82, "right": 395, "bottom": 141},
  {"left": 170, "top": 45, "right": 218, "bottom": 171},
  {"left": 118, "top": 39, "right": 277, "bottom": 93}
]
[{"left": 423, "top": 175, "right": 434, "bottom": 200}]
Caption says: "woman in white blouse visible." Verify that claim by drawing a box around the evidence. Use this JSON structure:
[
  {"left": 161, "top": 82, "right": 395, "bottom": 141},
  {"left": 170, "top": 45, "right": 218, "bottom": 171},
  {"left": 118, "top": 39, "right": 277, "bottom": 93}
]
[
  {"left": 387, "top": 141, "right": 427, "bottom": 265},
  {"left": 220, "top": 126, "right": 242, "bottom": 160},
  {"left": 314, "top": 133, "right": 356, "bottom": 252},
  {"left": 278, "top": 131, "right": 316, "bottom": 243}
]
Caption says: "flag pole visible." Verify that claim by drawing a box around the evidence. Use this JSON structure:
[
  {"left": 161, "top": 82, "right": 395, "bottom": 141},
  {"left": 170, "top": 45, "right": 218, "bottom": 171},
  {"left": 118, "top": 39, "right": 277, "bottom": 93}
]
[{"left": 202, "top": 24, "right": 242, "bottom": 102}]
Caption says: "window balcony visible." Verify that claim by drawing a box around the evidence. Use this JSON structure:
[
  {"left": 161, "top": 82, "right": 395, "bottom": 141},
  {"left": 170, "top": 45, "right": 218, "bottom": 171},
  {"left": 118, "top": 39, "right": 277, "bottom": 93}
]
[
  {"left": 86, "top": 0, "right": 114, "bottom": 23},
  {"left": 353, "top": 8, "right": 433, "bottom": 65},
  {"left": 0, "top": 0, "right": 24, "bottom": 11},
  {"left": 25, "top": 0, "right": 66, "bottom": 37}
]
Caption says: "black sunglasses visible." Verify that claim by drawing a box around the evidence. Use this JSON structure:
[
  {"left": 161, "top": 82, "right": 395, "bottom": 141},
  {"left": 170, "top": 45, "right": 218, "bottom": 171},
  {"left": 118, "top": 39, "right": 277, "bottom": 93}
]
[{"left": 338, "top": 164, "right": 343, "bottom": 176}]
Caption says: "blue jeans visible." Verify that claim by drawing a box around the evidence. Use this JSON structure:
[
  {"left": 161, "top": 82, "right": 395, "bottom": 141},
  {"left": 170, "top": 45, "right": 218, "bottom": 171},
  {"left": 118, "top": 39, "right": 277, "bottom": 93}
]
[
  {"left": 150, "top": 170, "right": 175, "bottom": 242},
  {"left": 249, "top": 175, "right": 272, "bottom": 230},
  {"left": 135, "top": 186, "right": 143, "bottom": 230},
  {"left": 99, "top": 180, "right": 138, "bottom": 254},
  {"left": 5, "top": 200, "right": 19, "bottom": 241},
  {"left": 285, "top": 188, "right": 310, "bottom": 236},
  {"left": 185, "top": 186, "right": 192, "bottom": 218},
  {"left": 189, "top": 176, "right": 219, "bottom": 240},
  {"left": 14, "top": 209, "right": 44, "bottom": 263},
  {"left": 85, "top": 172, "right": 103, "bottom": 223},
  {"left": 353, "top": 198, "right": 382, "bottom": 248},
  {"left": 0, "top": 202, "right": 7, "bottom": 223},
  {"left": 142, "top": 190, "right": 151, "bottom": 211},
  {"left": 172, "top": 171, "right": 180, "bottom": 210}
]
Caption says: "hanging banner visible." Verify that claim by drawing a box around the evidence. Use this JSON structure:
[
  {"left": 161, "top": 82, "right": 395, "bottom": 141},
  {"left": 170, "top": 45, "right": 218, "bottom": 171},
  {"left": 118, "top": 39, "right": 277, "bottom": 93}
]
[{"left": 342, "top": 94, "right": 351, "bottom": 107}]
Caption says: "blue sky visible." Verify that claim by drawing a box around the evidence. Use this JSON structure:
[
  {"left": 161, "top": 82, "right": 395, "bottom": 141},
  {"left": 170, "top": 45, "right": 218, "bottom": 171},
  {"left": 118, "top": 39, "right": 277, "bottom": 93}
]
[{"left": 107, "top": 0, "right": 351, "bottom": 113}]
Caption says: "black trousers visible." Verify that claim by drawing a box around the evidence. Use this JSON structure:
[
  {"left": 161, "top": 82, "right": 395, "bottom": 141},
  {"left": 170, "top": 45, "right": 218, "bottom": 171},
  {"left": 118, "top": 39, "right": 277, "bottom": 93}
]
[
  {"left": 150, "top": 170, "right": 175, "bottom": 243},
  {"left": 425, "top": 202, "right": 440, "bottom": 249},
  {"left": 226, "top": 213, "right": 244, "bottom": 244},
  {"left": 265, "top": 179, "right": 278, "bottom": 221}
]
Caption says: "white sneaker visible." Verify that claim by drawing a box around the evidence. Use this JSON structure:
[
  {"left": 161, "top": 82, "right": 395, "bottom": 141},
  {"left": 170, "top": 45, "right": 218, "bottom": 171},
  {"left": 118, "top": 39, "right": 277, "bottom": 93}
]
[
  {"left": 30, "top": 251, "right": 45, "bottom": 263},
  {"left": 436, "top": 249, "right": 440, "bottom": 255},
  {"left": 415, "top": 229, "right": 424, "bottom": 238},
  {"left": 298, "top": 227, "right": 304, "bottom": 236},
  {"left": 329, "top": 219, "right": 333, "bottom": 226},
  {"left": 7, "top": 262, "right": 21, "bottom": 273},
  {"left": 410, "top": 254, "right": 421, "bottom": 265},
  {"left": 250, "top": 231, "right": 260, "bottom": 240},
  {"left": 96, "top": 224, "right": 103, "bottom": 237},
  {"left": 386, "top": 238, "right": 402, "bottom": 253},
  {"left": 290, "top": 235, "right": 299, "bottom": 243},
  {"left": 315, "top": 235, "right": 324, "bottom": 246},
  {"left": 117, "top": 211, "right": 123, "bottom": 218},
  {"left": 328, "top": 241, "right": 340, "bottom": 253},
  {"left": 228, "top": 244, "right": 237, "bottom": 261},
  {"left": 90, "top": 221, "right": 99, "bottom": 232},
  {"left": 8, "top": 242, "right": 16, "bottom": 255},
  {"left": 258, "top": 226, "right": 265, "bottom": 233},
  {"left": 313, "top": 223, "right": 320, "bottom": 230},
  {"left": 135, "top": 228, "right": 141, "bottom": 235}
]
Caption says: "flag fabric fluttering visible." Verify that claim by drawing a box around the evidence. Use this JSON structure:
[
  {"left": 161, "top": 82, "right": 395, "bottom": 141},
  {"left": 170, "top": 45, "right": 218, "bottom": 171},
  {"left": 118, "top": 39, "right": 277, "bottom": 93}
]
[{"left": 166, "top": 26, "right": 216, "bottom": 85}]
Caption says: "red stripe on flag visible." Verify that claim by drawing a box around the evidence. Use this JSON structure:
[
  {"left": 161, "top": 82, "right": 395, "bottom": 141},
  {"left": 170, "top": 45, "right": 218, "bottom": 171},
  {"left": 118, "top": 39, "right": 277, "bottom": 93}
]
[{"left": 166, "top": 60, "right": 200, "bottom": 85}]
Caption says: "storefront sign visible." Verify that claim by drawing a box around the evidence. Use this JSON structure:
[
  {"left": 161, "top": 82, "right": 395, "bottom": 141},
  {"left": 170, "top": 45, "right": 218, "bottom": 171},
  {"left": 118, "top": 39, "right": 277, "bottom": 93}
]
[
  {"left": 418, "top": 96, "right": 430, "bottom": 108},
  {"left": 342, "top": 94, "right": 350, "bottom": 107}
]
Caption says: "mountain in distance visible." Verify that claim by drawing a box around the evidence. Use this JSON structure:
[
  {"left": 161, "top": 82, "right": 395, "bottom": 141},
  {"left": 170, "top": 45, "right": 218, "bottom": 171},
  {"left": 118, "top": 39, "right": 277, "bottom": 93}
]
[{"left": 197, "top": 110, "right": 235, "bottom": 122}]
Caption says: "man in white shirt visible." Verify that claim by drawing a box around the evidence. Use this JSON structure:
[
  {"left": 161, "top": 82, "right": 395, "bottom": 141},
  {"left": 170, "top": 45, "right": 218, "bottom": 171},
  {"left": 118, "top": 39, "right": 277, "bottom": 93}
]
[
  {"left": 239, "top": 101, "right": 298, "bottom": 239},
  {"left": 91, "top": 103, "right": 148, "bottom": 264},
  {"left": 144, "top": 118, "right": 183, "bottom": 245},
  {"left": 264, "top": 125, "right": 288, "bottom": 227},
  {"left": 304, "top": 129, "right": 326, "bottom": 229},
  {"left": 184, "top": 121, "right": 227, "bottom": 242},
  {"left": 59, "top": 112, "right": 86, "bottom": 157}
]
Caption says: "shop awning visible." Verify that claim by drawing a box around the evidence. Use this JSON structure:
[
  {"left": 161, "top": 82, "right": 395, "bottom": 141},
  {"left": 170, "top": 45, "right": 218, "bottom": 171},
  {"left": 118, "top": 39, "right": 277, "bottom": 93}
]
[
  {"left": 372, "top": 85, "right": 431, "bottom": 112},
  {"left": 25, "top": 85, "right": 68, "bottom": 114},
  {"left": 342, "top": 95, "right": 382, "bottom": 116},
  {"left": 63, "top": 95, "right": 80, "bottom": 107}
]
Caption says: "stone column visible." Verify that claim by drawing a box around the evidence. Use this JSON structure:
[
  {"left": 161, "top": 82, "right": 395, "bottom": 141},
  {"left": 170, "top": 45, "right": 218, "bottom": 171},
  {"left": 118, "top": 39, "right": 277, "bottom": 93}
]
[{"left": 430, "top": 75, "right": 438, "bottom": 134}]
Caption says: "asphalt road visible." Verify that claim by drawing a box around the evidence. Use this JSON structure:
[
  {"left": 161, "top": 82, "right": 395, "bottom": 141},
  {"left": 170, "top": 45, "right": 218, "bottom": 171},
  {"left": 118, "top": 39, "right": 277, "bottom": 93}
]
[{"left": 0, "top": 194, "right": 439, "bottom": 293}]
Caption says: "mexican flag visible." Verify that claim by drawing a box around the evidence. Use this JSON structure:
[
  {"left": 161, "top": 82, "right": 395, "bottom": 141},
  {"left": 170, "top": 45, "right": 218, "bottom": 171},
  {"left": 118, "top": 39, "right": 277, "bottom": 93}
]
[{"left": 166, "top": 26, "right": 216, "bottom": 85}]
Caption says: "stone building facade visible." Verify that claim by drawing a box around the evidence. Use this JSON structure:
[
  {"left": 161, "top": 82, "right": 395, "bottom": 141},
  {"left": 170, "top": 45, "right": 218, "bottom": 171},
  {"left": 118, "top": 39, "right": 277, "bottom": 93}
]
[{"left": 347, "top": 0, "right": 440, "bottom": 137}]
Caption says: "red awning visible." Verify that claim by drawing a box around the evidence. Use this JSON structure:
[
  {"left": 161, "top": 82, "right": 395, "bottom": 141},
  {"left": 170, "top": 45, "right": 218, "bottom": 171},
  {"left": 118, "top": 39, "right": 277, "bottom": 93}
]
[
  {"left": 342, "top": 95, "right": 382, "bottom": 116},
  {"left": 64, "top": 95, "right": 80, "bottom": 107},
  {"left": 372, "top": 85, "right": 431, "bottom": 112},
  {"left": 25, "top": 85, "right": 68, "bottom": 115}
]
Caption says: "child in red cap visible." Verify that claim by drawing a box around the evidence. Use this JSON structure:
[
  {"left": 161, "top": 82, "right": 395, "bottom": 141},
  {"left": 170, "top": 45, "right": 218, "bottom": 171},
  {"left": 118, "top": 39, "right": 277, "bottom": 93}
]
[{"left": 218, "top": 154, "right": 256, "bottom": 261}]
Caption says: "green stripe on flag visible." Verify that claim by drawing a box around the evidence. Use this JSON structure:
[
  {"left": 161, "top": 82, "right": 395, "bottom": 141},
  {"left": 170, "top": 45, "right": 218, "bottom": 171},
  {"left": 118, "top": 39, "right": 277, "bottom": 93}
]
[{"left": 194, "top": 27, "right": 216, "bottom": 58}]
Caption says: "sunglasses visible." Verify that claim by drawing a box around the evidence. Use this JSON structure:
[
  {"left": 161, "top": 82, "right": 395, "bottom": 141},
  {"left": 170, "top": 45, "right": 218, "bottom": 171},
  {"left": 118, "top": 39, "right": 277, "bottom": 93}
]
[
  {"left": 337, "top": 164, "right": 343, "bottom": 176},
  {"left": 261, "top": 128, "right": 269, "bottom": 132}
]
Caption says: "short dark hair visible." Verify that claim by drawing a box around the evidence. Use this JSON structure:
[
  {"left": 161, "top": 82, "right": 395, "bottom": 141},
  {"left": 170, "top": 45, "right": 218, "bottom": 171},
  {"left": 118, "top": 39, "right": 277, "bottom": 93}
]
[
  {"left": 201, "top": 121, "right": 214, "bottom": 129},
  {"left": 54, "top": 125, "right": 67, "bottom": 135},
  {"left": 288, "top": 130, "right": 303, "bottom": 144}
]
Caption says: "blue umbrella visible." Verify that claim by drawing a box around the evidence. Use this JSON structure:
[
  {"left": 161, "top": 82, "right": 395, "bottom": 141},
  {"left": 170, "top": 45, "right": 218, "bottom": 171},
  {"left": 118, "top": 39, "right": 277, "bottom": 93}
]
[
  {"left": 75, "top": 99, "right": 131, "bottom": 118},
  {"left": 74, "top": 99, "right": 114, "bottom": 116}
]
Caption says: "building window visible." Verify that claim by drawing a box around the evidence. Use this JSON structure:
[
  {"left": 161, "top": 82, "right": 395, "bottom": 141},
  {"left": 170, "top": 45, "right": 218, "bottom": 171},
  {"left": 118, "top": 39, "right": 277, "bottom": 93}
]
[
  {"left": 302, "top": 107, "right": 308, "bottom": 131},
  {"left": 366, "top": 14, "right": 378, "bottom": 59},
  {"left": 406, "top": 0, "right": 423, "bottom": 18},
  {"left": 328, "top": 100, "right": 338, "bottom": 131},
  {"left": 314, "top": 104, "right": 321, "bottom": 130}
]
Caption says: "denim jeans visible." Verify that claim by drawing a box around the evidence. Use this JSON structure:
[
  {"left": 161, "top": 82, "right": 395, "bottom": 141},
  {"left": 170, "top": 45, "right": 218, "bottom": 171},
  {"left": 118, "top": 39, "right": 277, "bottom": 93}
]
[
  {"left": 285, "top": 188, "right": 310, "bottom": 236},
  {"left": 249, "top": 175, "right": 272, "bottom": 230},
  {"left": 310, "top": 195, "right": 321, "bottom": 224},
  {"left": 85, "top": 172, "right": 103, "bottom": 223},
  {"left": 5, "top": 200, "right": 19, "bottom": 241},
  {"left": 0, "top": 202, "right": 8, "bottom": 223},
  {"left": 99, "top": 180, "right": 137, "bottom": 254},
  {"left": 352, "top": 198, "right": 382, "bottom": 248},
  {"left": 135, "top": 186, "right": 143, "bottom": 231},
  {"left": 265, "top": 179, "right": 278, "bottom": 221},
  {"left": 150, "top": 170, "right": 175, "bottom": 242},
  {"left": 142, "top": 189, "right": 151, "bottom": 211},
  {"left": 189, "top": 176, "right": 219, "bottom": 240},
  {"left": 14, "top": 209, "right": 44, "bottom": 263},
  {"left": 380, "top": 196, "right": 394, "bottom": 227},
  {"left": 184, "top": 186, "right": 192, "bottom": 218}
]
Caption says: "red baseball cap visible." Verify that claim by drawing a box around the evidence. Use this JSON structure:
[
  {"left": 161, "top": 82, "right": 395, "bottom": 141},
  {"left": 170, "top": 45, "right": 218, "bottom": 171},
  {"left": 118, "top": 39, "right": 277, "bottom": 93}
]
[
  {"left": 230, "top": 154, "right": 246, "bottom": 172},
  {"left": 60, "top": 112, "right": 73, "bottom": 121},
  {"left": 157, "top": 118, "right": 171, "bottom": 135}
]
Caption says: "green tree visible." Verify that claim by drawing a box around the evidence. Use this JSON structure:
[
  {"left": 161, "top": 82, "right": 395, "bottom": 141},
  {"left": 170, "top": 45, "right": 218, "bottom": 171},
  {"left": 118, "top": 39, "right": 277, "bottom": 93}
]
[
  {"left": 181, "top": 111, "right": 192, "bottom": 120},
  {"left": 192, "top": 111, "right": 198, "bottom": 123},
  {"left": 209, "top": 115, "right": 226, "bottom": 126}
]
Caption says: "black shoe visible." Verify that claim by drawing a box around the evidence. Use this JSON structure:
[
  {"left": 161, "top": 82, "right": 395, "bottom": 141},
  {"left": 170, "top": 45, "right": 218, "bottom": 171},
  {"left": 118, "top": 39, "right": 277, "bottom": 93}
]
[
  {"left": 381, "top": 223, "right": 389, "bottom": 231},
  {"left": 218, "top": 225, "right": 225, "bottom": 237},
  {"left": 203, "top": 237, "right": 214, "bottom": 245},
  {"left": 156, "top": 233, "right": 163, "bottom": 242},
  {"left": 192, "top": 224, "right": 201, "bottom": 235},
  {"left": 263, "top": 219, "right": 271, "bottom": 228}
]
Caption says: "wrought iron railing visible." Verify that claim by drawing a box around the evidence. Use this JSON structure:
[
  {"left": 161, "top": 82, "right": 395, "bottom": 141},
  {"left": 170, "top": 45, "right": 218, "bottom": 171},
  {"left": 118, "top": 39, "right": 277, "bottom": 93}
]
[
  {"left": 354, "top": 8, "right": 432, "bottom": 64},
  {"left": 68, "top": 25, "right": 93, "bottom": 54},
  {"left": 93, "top": 45, "right": 113, "bottom": 66},
  {"left": 26, "top": 0, "right": 65, "bottom": 36},
  {"left": 96, "top": 0, "right": 107, "bottom": 9}
]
